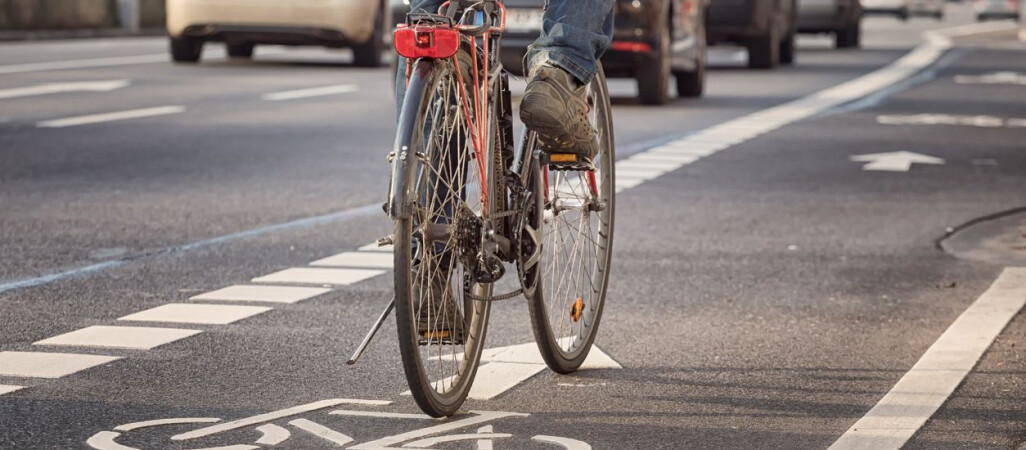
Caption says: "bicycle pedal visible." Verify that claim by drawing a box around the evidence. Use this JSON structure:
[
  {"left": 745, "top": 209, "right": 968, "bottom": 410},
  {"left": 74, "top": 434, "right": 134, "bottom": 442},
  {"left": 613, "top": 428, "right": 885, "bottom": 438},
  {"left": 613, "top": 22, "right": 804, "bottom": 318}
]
[
  {"left": 419, "top": 330, "right": 464, "bottom": 346},
  {"left": 542, "top": 152, "right": 596, "bottom": 172}
]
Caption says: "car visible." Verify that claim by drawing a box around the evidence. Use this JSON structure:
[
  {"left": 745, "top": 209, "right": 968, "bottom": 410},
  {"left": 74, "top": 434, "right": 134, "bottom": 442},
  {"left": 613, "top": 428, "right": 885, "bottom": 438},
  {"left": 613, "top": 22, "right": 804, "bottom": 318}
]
[
  {"left": 706, "top": 0, "right": 798, "bottom": 69},
  {"left": 392, "top": 0, "right": 708, "bottom": 105},
  {"left": 166, "top": 0, "right": 390, "bottom": 67},
  {"left": 797, "top": 0, "right": 863, "bottom": 49},
  {"left": 862, "top": 0, "right": 911, "bottom": 19},
  {"left": 976, "top": 0, "right": 1021, "bottom": 20},
  {"left": 910, "top": 0, "right": 946, "bottom": 18}
]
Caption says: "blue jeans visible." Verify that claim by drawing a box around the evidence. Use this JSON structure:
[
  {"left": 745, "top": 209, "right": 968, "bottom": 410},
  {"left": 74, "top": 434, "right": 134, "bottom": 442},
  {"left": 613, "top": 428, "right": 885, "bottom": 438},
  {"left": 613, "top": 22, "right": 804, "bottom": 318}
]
[{"left": 398, "top": 0, "right": 614, "bottom": 100}]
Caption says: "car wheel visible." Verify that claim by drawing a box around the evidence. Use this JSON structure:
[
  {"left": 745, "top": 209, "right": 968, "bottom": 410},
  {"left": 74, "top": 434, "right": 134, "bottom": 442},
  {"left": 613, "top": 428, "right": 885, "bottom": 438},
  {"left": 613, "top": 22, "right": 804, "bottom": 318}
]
[
  {"left": 637, "top": 16, "right": 671, "bottom": 105},
  {"left": 747, "top": 23, "right": 779, "bottom": 69},
  {"left": 675, "top": 34, "right": 706, "bottom": 98},
  {"left": 170, "top": 37, "right": 203, "bottom": 63},
  {"left": 227, "top": 43, "right": 254, "bottom": 59},
  {"left": 899, "top": 8, "right": 910, "bottom": 21},
  {"left": 352, "top": 2, "right": 385, "bottom": 67},
  {"left": 835, "top": 22, "right": 860, "bottom": 48},
  {"left": 779, "top": 32, "right": 796, "bottom": 65},
  {"left": 935, "top": 10, "right": 945, "bottom": 20}
]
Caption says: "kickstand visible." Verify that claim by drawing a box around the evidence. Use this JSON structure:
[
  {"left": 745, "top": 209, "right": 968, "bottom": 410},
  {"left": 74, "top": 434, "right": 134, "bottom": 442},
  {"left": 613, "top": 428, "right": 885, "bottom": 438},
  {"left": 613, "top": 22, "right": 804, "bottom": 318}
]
[{"left": 346, "top": 296, "right": 395, "bottom": 365}]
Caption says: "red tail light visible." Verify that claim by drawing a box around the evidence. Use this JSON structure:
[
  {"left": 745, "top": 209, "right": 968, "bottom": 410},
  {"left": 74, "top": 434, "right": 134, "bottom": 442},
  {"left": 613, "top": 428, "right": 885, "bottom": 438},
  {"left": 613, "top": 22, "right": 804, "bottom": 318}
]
[
  {"left": 610, "top": 41, "right": 653, "bottom": 53},
  {"left": 394, "top": 25, "right": 460, "bottom": 59}
]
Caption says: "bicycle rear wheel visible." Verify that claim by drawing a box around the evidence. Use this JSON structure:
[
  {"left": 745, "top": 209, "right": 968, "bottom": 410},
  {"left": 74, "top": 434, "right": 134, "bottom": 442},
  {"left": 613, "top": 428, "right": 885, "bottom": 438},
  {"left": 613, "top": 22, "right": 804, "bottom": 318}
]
[
  {"left": 394, "top": 56, "right": 495, "bottom": 417},
  {"left": 524, "top": 66, "right": 615, "bottom": 374}
]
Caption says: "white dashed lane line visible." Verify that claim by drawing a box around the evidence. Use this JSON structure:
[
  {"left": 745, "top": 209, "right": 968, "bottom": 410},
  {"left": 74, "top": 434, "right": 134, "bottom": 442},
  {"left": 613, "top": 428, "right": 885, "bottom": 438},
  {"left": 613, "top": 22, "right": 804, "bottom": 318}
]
[
  {"left": 0, "top": 352, "right": 120, "bottom": 379},
  {"left": 309, "top": 251, "right": 394, "bottom": 269},
  {"left": 252, "top": 267, "right": 385, "bottom": 285},
  {"left": 262, "top": 84, "right": 359, "bottom": 101},
  {"left": 36, "top": 106, "right": 185, "bottom": 128},
  {"left": 118, "top": 304, "right": 272, "bottom": 325},
  {"left": 34, "top": 326, "right": 202, "bottom": 350},
  {"left": 0, "top": 385, "right": 24, "bottom": 396},
  {"left": 190, "top": 285, "right": 332, "bottom": 304}
]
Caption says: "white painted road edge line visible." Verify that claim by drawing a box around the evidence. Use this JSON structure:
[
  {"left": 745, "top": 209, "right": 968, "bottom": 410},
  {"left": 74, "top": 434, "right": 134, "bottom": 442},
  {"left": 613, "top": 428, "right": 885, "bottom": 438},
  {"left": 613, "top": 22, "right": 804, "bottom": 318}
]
[
  {"left": 263, "top": 84, "right": 359, "bottom": 101},
  {"left": 610, "top": 21, "right": 1020, "bottom": 194},
  {"left": 829, "top": 267, "right": 1026, "bottom": 449},
  {"left": 0, "top": 54, "right": 168, "bottom": 75},
  {"left": 0, "top": 385, "right": 24, "bottom": 396},
  {"left": 37, "top": 106, "right": 185, "bottom": 128}
]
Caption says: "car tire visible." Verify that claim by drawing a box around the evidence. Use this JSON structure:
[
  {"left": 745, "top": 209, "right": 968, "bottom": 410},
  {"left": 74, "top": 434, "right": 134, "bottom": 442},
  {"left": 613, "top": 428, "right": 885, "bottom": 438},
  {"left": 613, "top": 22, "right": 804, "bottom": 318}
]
[
  {"left": 637, "top": 17, "right": 671, "bottom": 105},
  {"left": 170, "top": 37, "right": 203, "bottom": 63},
  {"left": 227, "top": 43, "right": 254, "bottom": 59},
  {"left": 934, "top": 10, "right": 944, "bottom": 20},
  {"left": 779, "top": 32, "right": 796, "bottom": 65},
  {"left": 675, "top": 36, "right": 706, "bottom": 98},
  {"left": 835, "top": 22, "right": 861, "bottom": 48},
  {"left": 352, "top": 2, "right": 385, "bottom": 67},
  {"left": 899, "top": 8, "right": 910, "bottom": 21},
  {"left": 747, "top": 24, "right": 779, "bottom": 69}
]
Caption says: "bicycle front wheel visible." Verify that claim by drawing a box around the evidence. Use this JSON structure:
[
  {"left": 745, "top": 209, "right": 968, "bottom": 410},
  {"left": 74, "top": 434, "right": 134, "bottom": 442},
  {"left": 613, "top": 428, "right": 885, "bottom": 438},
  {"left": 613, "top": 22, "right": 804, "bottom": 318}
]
[
  {"left": 393, "top": 56, "right": 495, "bottom": 417},
  {"left": 525, "top": 65, "right": 615, "bottom": 373}
]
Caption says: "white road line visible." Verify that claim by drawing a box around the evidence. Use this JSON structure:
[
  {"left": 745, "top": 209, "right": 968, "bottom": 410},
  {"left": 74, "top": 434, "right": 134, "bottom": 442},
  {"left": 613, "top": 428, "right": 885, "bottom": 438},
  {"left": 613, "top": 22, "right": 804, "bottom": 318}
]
[
  {"left": 358, "top": 242, "right": 393, "bottom": 252},
  {"left": 411, "top": 343, "right": 621, "bottom": 400},
  {"left": 191, "top": 285, "right": 332, "bottom": 304},
  {"left": 0, "top": 80, "right": 130, "bottom": 100},
  {"left": 0, "top": 54, "right": 168, "bottom": 75},
  {"left": 263, "top": 84, "right": 358, "bottom": 101},
  {"left": 37, "top": 106, "right": 185, "bottom": 128},
  {"left": 329, "top": 410, "right": 433, "bottom": 420},
  {"left": 0, "top": 351, "right": 120, "bottom": 379},
  {"left": 608, "top": 22, "right": 1019, "bottom": 193},
  {"left": 533, "top": 435, "right": 592, "bottom": 450},
  {"left": 288, "top": 419, "right": 354, "bottom": 446},
  {"left": 254, "top": 424, "right": 291, "bottom": 445},
  {"left": 252, "top": 267, "right": 385, "bottom": 285},
  {"left": 34, "top": 325, "right": 202, "bottom": 350},
  {"left": 349, "top": 411, "right": 528, "bottom": 450},
  {"left": 464, "top": 362, "right": 548, "bottom": 400},
  {"left": 114, "top": 418, "right": 221, "bottom": 432},
  {"left": 309, "top": 251, "right": 394, "bottom": 269},
  {"left": 0, "top": 385, "right": 24, "bottom": 396},
  {"left": 829, "top": 267, "right": 1026, "bottom": 450},
  {"left": 118, "top": 303, "right": 271, "bottom": 325},
  {"left": 172, "top": 399, "right": 356, "bottom": 441}
]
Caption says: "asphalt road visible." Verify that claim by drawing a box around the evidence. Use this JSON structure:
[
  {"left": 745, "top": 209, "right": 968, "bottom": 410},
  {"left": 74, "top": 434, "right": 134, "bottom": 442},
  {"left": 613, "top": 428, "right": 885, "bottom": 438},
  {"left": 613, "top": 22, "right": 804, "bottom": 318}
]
[{"left": 2, "top": 4, "right": 1026, "bottom": 449}]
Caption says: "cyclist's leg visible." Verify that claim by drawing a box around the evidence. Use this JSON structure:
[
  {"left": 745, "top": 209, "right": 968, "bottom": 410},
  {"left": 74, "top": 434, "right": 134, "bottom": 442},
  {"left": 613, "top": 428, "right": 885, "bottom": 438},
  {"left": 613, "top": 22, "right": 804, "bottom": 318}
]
[
  {"left": 524, "top": 0, "right": 615, "bottom": 85},
  {"left": 520, "top": 0, "right": 614, "bottom": 162}
]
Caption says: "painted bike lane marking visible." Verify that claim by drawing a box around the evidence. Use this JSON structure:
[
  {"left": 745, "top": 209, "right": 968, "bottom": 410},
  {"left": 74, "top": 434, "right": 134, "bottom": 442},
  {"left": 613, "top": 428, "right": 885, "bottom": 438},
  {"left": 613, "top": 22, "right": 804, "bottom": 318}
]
[{"left": 829, "top": 267, "right": 1026, "bottom": 449}]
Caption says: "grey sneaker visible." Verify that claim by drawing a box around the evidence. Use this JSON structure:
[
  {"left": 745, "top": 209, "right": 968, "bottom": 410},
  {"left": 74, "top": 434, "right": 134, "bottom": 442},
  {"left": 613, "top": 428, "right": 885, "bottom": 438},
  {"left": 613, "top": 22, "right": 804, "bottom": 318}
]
[
  {"left": 520, "top": 65, "right": 598, "bottom": 170},
  {"left": 415, "top": 274, "right": 465, "bottom": 345}
]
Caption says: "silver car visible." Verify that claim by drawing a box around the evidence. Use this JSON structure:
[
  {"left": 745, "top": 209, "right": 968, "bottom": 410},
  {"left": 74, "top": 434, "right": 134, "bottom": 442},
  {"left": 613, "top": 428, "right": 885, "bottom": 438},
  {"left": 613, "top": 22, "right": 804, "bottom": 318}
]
[
  {"left": 797, "top": 0, "right": 863, "bottom": 48},
  {"left": 976, "top": 0, "right": 1021, "bottom": 20}
]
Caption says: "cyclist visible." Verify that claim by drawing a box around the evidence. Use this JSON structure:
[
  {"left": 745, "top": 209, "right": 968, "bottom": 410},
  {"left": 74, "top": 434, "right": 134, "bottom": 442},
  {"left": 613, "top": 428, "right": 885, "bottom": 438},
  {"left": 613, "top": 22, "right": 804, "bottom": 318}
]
[
  {"left": 397, "top": 0, "right": 615, "bottom": 341},
  {"left": 399, "top": 0, "right": 615, "bottom": 166}
]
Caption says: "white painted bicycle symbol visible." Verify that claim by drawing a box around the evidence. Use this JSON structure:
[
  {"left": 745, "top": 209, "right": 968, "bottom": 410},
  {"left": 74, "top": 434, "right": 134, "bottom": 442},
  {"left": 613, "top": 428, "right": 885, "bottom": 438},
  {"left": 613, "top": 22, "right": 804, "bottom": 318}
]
[{"left": 87, "top": 398, "right": 591, "bottom": 450}]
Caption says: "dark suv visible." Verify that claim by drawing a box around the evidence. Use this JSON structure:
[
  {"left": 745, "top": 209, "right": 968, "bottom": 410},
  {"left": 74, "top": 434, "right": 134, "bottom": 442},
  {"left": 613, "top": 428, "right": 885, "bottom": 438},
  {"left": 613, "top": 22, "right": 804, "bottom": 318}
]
[
  {"left": 393, "top": 0, "right": 708, "bottom": 105},
  {"left": 706, "top": 0, "right": 798, "bottom": 69}
]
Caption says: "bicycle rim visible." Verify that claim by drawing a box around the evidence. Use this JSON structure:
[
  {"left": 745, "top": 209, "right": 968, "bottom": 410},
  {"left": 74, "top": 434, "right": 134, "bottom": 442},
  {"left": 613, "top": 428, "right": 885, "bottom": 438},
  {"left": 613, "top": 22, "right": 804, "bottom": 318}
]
[
  {"left": 526, "top": 67, "right": 615, "bottom": 374},
  {"left": 394, "top": 56, "right": 493, "bottom": 417}
]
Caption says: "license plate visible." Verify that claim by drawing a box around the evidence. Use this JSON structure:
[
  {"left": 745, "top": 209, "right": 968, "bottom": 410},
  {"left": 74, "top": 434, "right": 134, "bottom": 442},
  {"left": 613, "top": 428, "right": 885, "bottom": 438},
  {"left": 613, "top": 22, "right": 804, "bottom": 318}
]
[{"left": 505, "top": 8, "right": 544, "bottom": 32}]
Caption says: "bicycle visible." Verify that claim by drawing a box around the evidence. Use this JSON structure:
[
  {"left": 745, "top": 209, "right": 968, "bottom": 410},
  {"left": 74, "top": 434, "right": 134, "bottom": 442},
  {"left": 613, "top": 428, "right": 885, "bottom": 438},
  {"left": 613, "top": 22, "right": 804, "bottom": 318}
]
[{"left": 349, "top": 0, "right": 615, "bottom": 417}]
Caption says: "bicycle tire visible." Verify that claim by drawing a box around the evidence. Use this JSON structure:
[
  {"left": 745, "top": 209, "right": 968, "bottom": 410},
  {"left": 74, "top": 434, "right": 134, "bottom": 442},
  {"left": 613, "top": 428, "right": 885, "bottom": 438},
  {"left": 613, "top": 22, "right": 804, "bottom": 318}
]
[
  {"left": 525, "top": 65, "right": 616, "bottom": 374},
  {"left": 394, "top": 55, "right": 496, "bottom": 417}
]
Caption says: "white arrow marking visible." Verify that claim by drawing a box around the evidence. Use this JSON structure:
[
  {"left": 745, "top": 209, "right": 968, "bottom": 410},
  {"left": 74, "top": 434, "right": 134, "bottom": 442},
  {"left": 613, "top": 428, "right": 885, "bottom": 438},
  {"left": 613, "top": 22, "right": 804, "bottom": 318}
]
[
  {"left": 0, "top": 80, "right": 130, "bottom": 100},
  {"left": 849, "top": 151, "right": 945, "bottom": 172},
  {"left": 408, "top": 342, "right": 621, "bottom": 400}
]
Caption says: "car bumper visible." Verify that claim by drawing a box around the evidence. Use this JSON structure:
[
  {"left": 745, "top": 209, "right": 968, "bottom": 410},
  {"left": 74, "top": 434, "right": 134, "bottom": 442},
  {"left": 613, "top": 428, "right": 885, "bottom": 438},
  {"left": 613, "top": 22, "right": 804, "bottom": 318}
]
[
  {"left": 797, "top": 0, "right": 861, "bottom": 31},
  {"left": 167, "top": 0, "right": 378, "bottom": 44}
]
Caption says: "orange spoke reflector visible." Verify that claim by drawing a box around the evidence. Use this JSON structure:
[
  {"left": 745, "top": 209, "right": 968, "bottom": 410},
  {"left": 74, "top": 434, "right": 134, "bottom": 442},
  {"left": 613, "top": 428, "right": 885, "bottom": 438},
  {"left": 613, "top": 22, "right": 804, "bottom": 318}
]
[
  {"left": 571, "top": 298, "right": 585, "bottom": 322},
  {"left": 550, "top": 154, "right": 578, "bottom": 163}
]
